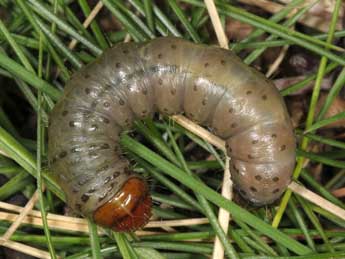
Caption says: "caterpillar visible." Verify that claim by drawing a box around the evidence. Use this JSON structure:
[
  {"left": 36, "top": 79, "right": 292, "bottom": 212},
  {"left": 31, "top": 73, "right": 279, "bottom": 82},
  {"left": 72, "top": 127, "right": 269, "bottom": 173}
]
[{"left": 48, "top": 37, "right": 296, "bottom": 232}]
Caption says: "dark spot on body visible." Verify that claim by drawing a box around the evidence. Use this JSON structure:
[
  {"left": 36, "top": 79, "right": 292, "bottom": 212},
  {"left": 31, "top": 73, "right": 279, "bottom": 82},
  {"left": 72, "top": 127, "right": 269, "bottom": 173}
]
[
  {"left": 271, "top": 134, "right": 277, "bottom": 138},
  {"left": 171, "top": 89, "right": 176, "bottom": 95},
  {"left": 158, "top": 53, "right": 163, "bottom": 59},
  {"left": 81, "top": 194, "right": 89, "bottom": 202},
  {"left": 116, "top": 62, "right": 121, "bottom": 68},
  {"left": 101, "top": 143, "right": 110, "bottom": 149},
  {"left": 142, "top": 89, "right": 148, "bottom": 95},
  {"left": 262, "top": 95, "right": 267, "bottom": 100},
  {"left": 142, "top": 110, "right": 147, "bottom": 115},
  {"left": 84, "top": 74, "right": 90, "bottom": 79},
  {"left": 273, "top": 188, "right": 280, "bottom": 194},
  {"left": 102, "top": 117, "right": 110, "bottom": 124},
  {"left": 105, "top": 84, "right": 112, "bottom": 90},
  {"left": 252, "top": 140, "right": 258, "bottom": 144},
  {"left": 59, "top": 151, "right": 67, "bottom": 158},
  {"left": 202, "top": 99, "right": 207, "bottom": 105},
  {"left": 273, "top": 177, "right": 279, "bottom": 182},
  {"left": 246, "top": 90, "right": 252, "bottom": 95},
  {"left": 113, "top": 171, "right": 120, "bottom": 178},
  {"left": 119, "top": 99, "right": 125, "bottom": 105},
  {"left": 171, "top": 44, "right": 177, "bottom": 49},
  {"left": 78, "top": 178, "right": 89, "bottom": 186},
  {"left": 248, "top": 154, "right": 254, "bottom": 159},
  {"left": 103, "top": 102, "right": 110, "bottom": 108},
  {"left": 231, "top": 123, "right": 237, "bottom": 128},
  {"left": 163, "top": 108, "right": 168, "bottom": 113},
  {"left": 62, "top": 110, "right": 68, "bottom": 116},
  {"left": 220, "top": 60, "right": 226, "bottom": 65},
  {"left": 75, "top": 204, "right": 82, "bottom": 210},
  {"left": 88, "top": 151, "right": 97, "bottom": 157},
  {"left": 204, "top": 62, "right": 209, "bottom": 68},
  {"left": 69, "top": 121, "right": 76, "bottom": 127},
  {"left": 87, "top": 188, "right": 96, "bottom": 194},
  {"left": 123, "top": 49, "right": 129, "bottom": 54},
  {"left": 85, "top": 88, "right": 90, "bottom": 94},
  {"left": 158, "top": 79, "right": 163, "bottom": 85},
  {"left": 240, "top": 189, "right": 247, "bottom": 196},
  {"left": 255, "top": 175, "right": 262, "bottom": 181},
  {"left": 280, "top": 145, "right": 286, "bottom": 151},
  {"left": 193, "top": 85, "right": 198, "bottom": 91},
  {"left": 250, "top": 186, "right": 257, "bottom": 192},
  {"left": 229, "top": 108, "right": 234, "bottom": 113}
]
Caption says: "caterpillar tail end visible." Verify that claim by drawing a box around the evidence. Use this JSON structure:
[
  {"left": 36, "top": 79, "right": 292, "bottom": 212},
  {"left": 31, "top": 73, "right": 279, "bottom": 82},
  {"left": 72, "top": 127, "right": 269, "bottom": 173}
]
[{"left": 93, "top": 177, "right": 152, "bottom": 232}]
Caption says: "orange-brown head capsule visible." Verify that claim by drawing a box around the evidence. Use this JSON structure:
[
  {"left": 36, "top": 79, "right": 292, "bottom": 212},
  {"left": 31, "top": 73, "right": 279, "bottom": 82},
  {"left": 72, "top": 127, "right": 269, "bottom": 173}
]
[{"left": 93, "top": 177, "right": 152, "bottom": 232}]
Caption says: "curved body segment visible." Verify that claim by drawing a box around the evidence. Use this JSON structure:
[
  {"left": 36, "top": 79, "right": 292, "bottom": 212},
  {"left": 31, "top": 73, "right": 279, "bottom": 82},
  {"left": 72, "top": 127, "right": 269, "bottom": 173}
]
[{"left": 48, "top": 37, "right": 296, "bottom": 231}]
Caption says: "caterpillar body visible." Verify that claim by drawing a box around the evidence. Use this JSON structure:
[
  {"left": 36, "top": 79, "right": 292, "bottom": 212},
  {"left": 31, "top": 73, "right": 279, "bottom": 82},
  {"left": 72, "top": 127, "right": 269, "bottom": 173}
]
[{"left": 48, "top": 37, "right": 296, "bottom": 232}]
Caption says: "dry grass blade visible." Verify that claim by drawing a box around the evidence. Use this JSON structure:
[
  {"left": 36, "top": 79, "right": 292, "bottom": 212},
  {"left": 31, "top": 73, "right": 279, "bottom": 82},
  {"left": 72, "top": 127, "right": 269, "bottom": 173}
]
[
  {"left": 0, "top": 190, "right": 40, "bottom": 245},
  {"left": 204, "top": 0, "right": 229, "bottom": 48},
  {"left": 289, "top": 181, "right": 345, "bottom": 220},
  {"left": 212, "top": 157, "right": 232, "bottom": 259},
  {"left": 0, "top": 201, "right": 210, "bottom": 233},
  {"left": 172, "top": 115, "right": 225, "bottom": 151},
  {"left": 1, "top": 240, "right": 54, "bottom": 259},
  {"left": 68, "top": 1, "right": 104, "bottom": 49},
  {"left": 266, "top": 44, "right": 289, "bottom": 77}
]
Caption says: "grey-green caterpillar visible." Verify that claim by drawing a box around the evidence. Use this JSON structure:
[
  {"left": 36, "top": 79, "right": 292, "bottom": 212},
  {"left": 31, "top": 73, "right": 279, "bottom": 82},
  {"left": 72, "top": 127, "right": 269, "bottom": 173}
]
[{"left": 48, "top": 37, "right": 296, "bottom": 232}]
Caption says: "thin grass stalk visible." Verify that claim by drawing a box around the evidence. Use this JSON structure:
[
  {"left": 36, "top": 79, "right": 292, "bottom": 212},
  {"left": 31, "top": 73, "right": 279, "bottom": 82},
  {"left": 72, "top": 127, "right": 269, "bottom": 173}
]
[{"left": 37, "top": 32, "right": 57, "bottom": 259}]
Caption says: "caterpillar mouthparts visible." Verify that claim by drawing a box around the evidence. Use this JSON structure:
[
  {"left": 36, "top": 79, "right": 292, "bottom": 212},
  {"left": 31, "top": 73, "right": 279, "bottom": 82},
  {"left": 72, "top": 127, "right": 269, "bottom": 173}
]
[{"left": 93, "top": 177, "right": 151, "bottom": 232}]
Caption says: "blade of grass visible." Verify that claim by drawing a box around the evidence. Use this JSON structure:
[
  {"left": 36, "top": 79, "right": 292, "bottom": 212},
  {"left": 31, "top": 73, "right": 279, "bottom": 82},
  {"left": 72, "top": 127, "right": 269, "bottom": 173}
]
[
  {"left": 0, "top": 126, "right": 64, "bottom": 200},
  {"left": 0, "top": 52, "right": 61, "bottom": 100},
  {"left": 167, "top": 0, "right": 201, "bottom": 42},
  {"left": 295, "top": 195, "right": 334, "bottom": 252},
  {"left": 143, "top": 0, "right": 155, "bottom": 33},
  {"left": 78, "top": 0, "right": 108, "bottom": 50},
  {"left": 87, "top": 220, "right": 102, "bottom": 259},
  {"left": 288, "top": 196, "right": 316, "bottom": 251},
  {"left": 128, "top": 0, "right": 182, "bottom": 37},
  {"left": 37, "top": 33, "right": 57, "bottom": 259},
  {"left": 300, "top": 170, "right": 344, "bottom": 209},
  {"left": 36, "top": 18, "right": 83, "bottom": 69},
  {"left": 28, "top": 0, "right": 102, "bottom": 56},
  {"left": 102, "top": 0, "right": 147, "bottom": 42},
  {"left": 305, "top": 112, "right": 345, "bottom": 133}
]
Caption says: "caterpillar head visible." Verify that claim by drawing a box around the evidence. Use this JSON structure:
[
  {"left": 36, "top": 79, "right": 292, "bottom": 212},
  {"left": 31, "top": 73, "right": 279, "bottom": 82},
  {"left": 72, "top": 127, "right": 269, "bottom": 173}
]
[{"left": 93, "top": 177, "right": 152, "bottom": 232}]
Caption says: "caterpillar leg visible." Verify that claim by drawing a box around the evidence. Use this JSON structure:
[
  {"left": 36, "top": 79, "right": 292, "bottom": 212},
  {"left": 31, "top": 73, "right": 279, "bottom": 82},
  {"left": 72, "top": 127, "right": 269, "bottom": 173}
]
[{"left": 93, "top": 177, "right": 152, "bottom": 232}]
